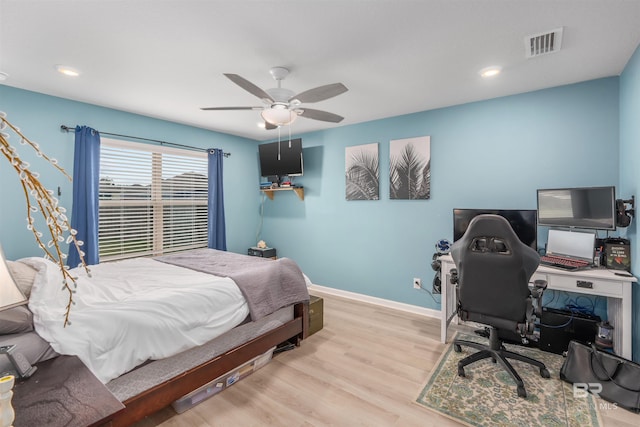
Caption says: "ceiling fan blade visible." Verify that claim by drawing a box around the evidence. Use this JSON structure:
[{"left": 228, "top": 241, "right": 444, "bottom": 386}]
[
  {"left": 200, "top": 106, "right": 263, "bottom": 111},
  {"left": 224, "top": 73, "right": 274, "bottom": 103},
  {"left": 298, "top": 108, "right": 344, "bottom": 123},
  {"left": 264, "top": 121, "right": 278, "bottom": 130},
  {"left": 290, "top": 83, "right": 348, "bottom": 103}
]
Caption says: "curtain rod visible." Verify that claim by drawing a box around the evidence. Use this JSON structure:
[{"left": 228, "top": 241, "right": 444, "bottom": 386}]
[{"left": 60, "top": 125, "right": 230, "bottom": 157}]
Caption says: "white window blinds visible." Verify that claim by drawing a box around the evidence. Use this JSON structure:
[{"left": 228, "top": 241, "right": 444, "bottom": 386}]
[{"left": 98, "top": 138, "right": 208, "bottom": 260}]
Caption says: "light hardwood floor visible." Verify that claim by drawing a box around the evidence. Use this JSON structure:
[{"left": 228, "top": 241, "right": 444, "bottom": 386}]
[{"left": 134, "top": 291, "right": 640, "bottom": 427}]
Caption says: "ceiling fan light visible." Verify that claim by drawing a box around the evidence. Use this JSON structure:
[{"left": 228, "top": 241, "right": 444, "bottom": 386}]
[{"left": 261, "top": 108, "right": 298, "bottom": 126}]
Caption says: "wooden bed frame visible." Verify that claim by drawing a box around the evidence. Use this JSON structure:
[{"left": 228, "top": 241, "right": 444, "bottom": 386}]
[{"left": 104, "top": 301, "right": 308, "bottom": 427}]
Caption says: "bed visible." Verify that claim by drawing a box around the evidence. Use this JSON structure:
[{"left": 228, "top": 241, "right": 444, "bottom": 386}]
[{"left": 0, "top": 248, "right": 310, "bottom": 426}]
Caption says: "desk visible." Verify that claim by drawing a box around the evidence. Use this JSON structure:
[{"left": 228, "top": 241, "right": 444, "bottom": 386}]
[{"left": 439, "top": 254, "right": 637, "bottom": 359}]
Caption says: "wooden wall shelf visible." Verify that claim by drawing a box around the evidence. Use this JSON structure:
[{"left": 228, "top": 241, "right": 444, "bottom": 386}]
[{"left": 261, "top": 187, "right": 304, "bottom": 201}]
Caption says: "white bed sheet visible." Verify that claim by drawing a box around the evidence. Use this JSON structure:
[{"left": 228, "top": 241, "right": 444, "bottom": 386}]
[{"left": 24, "top": 257, "right": 249, "bottom": 383}]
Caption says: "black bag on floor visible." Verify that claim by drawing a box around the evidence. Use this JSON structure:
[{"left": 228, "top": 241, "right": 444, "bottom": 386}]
[{"left": 560, "top": 340, "right": 640, "bottom": 413}]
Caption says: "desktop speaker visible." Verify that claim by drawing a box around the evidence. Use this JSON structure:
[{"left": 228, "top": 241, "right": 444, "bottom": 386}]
[
  {"left": 616, "top": 200, "right": 631, "bottom": 227},
  {"left": 539, "top": 307, "right": 600, "bottom": 355}
]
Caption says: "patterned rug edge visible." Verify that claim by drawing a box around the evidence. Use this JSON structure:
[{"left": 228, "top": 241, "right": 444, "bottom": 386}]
[
  {"left": 412, "top": 334, "right": 476, "bottom": 426},
  {"left": 413, "top": 332, "right": 603, "bottom": 427}
]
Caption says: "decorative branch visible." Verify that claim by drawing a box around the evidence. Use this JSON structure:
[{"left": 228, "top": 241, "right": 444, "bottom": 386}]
[{"left": 0, "top": 111, "right": 89, "bottom": 326}]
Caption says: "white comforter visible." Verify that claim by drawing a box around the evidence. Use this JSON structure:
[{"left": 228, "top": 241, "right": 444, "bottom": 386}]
[{"left": 25, "top": 257, "right": 249, "bottom": 383}]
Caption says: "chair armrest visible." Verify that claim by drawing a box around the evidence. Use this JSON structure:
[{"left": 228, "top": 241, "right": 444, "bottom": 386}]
[
  {"left": 530, "top": 279, "right": 547, "bottom": 298},
  {"left": 530, "top": 279, "right": 547, "bottom": 319},
  {"left": 534, "top": 279, "right": 548, "bottom": 290},
  {"left": 450, "top": 268, "right": 458, "bottom": 284}
]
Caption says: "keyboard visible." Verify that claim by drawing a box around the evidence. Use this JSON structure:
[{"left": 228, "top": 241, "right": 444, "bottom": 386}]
[{"left": 540, "top": 254, "right": 591, "bottom": 271}]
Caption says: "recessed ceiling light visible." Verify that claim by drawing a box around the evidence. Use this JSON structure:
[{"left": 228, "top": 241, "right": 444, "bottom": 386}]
[
  {"left": 0, "top": 71, "right": 8, "bottom": 81},
  {"left": 55, "top": 65, "right": 80, "bottom": 77},
  {"left": 479, "top": 66, "right": 502, "bottom": 78}
]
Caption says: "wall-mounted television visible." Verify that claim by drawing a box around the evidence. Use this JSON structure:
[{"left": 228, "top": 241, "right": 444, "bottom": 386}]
[
  {"left": 258, "top": 138, "right": 303, "bottom": 178},
  {"left": 537, "top": 186, "right": 616, "bottom": 230},
  {"left": 453, "top": 209, "right": 538, "bottom": 250}
]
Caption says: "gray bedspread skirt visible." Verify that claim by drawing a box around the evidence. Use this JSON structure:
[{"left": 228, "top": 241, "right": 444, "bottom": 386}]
[{"left": 106, "top": 305, "right": 294, "bottom": 402}]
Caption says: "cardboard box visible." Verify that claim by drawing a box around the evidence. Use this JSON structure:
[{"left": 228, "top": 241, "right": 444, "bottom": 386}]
[
  {"left": 309, "top": 295, "right": 324, "bottom": 336},
  {"left": 605, "top": 242, "right": 631, "bottom": 271}
]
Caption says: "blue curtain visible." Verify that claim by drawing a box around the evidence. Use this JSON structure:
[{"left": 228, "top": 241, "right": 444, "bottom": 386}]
[
  {"left": 207, "top": 148, "right": 227, "bottom": 250},
  {"left": 68, "top": 126, "right": 100, "bottom": 267}
]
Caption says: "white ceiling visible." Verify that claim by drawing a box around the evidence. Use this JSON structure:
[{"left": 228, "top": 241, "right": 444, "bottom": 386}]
[{"left": 2, "top": 0, "right": 640, "bottom": 141}]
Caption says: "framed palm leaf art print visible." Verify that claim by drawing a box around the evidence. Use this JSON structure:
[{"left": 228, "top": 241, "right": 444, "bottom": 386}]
[
  {"left": 345, "top": 142, "right": 379, "bottom": 200},
  {"left": 390, "top": 136, "right": 430, "bottom": 200}
]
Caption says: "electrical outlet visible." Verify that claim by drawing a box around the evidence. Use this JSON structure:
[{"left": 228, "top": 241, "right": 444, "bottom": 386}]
[{"left": 413, "top": 277, "right": 421, "bottom": 289}]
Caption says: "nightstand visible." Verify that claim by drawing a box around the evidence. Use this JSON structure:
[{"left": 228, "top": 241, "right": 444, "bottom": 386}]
[
  {"left": 309, "top": 295, "right": 324, "bottom": 336},
  {"left": 12, "top": 355, "right": 124, "bottom": 427}
]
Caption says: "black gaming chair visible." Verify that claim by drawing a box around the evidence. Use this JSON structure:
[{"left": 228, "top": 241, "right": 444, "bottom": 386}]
[{"left": 450, "top": 214, "right": 549, "bottom": 398}]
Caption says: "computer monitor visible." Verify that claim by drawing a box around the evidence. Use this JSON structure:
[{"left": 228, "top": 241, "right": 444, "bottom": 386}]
[{"left": 537, "top": 186, "right": 616, "bottom": 230}]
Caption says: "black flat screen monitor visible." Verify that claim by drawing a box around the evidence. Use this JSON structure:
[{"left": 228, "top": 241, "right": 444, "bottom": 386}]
[
  {"left": 453, "top": 209, "right": 538, "bottom": 250},
  {"left": 258, "top": 138, "right": 303, "bottom": 178},
  {"left": 537, "top": 186, "right": 616, "bottom": 230}
]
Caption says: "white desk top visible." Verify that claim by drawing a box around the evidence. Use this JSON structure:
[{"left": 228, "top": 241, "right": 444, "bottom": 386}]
[
  {"left": 439, "top": 254, "right": 637, "bottom": 283},
  {"left": 537, "top": 264, "right": 637, "bottom": 282}
]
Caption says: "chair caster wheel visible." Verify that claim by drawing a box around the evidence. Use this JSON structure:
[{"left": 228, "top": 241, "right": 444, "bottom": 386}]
[
  {"left": 517, "top": 386, "right": 527, "bottom": 398},
  {"left": 491, "top": 357, "right": 497, "bottom": 364},
  {"left": 540, "top": 368, "right": 550, "bottom": 378},
  {"left": 457, "top": 366, "right": 466, "bottom": 377},
  {"left": 453, "top": 344, "right": 461, "bottom": 353}
]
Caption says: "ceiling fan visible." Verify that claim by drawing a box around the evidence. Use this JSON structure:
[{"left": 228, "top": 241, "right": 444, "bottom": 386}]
[{"left": 201, "top": 67, "right": 348, "bottom": 130}]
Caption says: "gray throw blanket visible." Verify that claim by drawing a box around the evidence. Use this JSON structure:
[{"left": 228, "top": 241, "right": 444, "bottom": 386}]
[{"left": 154, "top": 249, "right": 309, "bottom": 321}]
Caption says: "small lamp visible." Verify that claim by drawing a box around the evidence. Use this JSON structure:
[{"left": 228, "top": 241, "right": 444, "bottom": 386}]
[
  {"left": 261, "top": 106, "right": 298, "bottom": 127},
  {"left": 0, "top": 245, "right": 26, "bottom": 312},
  {"left": 0, "top": 245, "right": 37, "bottom": 378},
  {"left": 0, "top": 375, "right": 16, "bottom": 427},
  {"left": 0, "top": 244, "right": 28, "bottom": 427}
]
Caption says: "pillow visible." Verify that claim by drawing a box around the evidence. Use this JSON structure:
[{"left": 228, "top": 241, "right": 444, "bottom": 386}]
[
  {"left": 6, "top": 260, "right": 37, "bottom": 299},
  {"left": 0, "top": 306, "right": 33, "bottom": 334},
  {"left": 0, "top": 332, "right": 58, "bottom": 374}
]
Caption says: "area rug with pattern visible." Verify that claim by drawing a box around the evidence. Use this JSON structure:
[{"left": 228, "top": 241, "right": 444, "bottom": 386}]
[{"left": 415, "top": 333, "right": 601, "bottom": 427}]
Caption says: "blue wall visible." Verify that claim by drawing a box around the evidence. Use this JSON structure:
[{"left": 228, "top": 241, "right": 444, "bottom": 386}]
[
  {"left": 261, "top": 78, "right": 620, "bottom": 311},
  {"left": 2, "top": 72, "right": 637, "bottom": 359},
  {"left": 620, "top": 43, "right": 640, "bottom": 361},
  {"left": 0, "top": 85, "right": 260, "bottom": 258}
]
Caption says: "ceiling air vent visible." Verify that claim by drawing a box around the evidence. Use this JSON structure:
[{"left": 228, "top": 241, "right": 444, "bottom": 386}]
[{"left": 525, "top": 28, "right": 563, "bottom": 58}]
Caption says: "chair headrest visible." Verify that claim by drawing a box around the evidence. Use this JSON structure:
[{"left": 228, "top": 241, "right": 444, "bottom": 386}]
[{"left": 454, "top": 214, "right": 526, "bottom": 256}]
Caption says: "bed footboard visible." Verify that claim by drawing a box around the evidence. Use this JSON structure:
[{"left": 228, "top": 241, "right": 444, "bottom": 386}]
[{"left": 108, "top": 301, "right": 308, "bottom": 427}]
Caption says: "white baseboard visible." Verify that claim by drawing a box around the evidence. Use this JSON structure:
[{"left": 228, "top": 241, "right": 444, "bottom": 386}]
[{"left": 308, "top": 284, "right": 441, "bottom": 319}]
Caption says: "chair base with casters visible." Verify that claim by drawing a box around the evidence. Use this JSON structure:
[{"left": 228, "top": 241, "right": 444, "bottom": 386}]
[{"left": 453, "top": 327, "right": 550, "bottom": 398}]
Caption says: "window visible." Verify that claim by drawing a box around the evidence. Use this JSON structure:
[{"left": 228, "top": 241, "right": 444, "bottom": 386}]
[{"left": 99, "top": 138, "right": 208, "bottom": 260}]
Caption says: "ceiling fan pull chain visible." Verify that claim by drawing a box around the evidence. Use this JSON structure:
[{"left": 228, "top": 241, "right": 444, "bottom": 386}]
[{"left": 277, "top": 126, "right": 281, "bottom": 160}]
